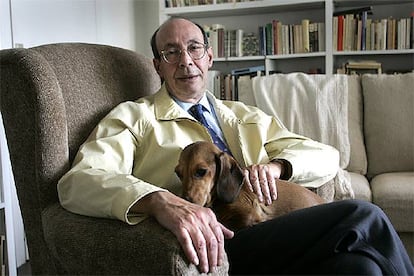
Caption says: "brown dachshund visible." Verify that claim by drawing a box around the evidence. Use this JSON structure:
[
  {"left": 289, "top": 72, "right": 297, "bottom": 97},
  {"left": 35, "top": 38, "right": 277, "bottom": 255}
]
[{"left": 175, "top": 141, "right": 326, "bottom": 231}]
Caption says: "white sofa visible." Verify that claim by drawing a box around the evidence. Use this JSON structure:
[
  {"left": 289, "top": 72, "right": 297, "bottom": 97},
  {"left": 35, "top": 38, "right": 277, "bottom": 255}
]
[{"left": 239, "top": 72, "right": 414, "bottom": 262}]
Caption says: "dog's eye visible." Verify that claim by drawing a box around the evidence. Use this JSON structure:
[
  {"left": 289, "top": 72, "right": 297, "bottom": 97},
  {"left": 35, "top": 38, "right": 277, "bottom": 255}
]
[{"left": 194, "top": 168, "right": 207, "bottom": 178}]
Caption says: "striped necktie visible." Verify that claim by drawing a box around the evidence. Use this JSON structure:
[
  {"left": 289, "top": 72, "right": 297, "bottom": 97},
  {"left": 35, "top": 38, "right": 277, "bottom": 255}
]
[{"left": 189, "top": 104, "right": 232, "bottom": 155}]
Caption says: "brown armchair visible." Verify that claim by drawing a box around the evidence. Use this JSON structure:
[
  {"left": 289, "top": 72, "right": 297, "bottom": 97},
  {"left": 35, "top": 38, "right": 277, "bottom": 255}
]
[{"left": 0, "top": 43, "right": 229, "bottom": 275}]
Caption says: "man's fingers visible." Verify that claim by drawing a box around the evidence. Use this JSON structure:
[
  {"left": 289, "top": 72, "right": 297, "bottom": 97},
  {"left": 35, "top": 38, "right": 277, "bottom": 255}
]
[
  {"left": 267, "top": 170, "right": 278, "bottom": 201},
  {"left": 244, "top": 164, "right": 279, "bottom": 204},
  {"left": 206, "top": 232, "right": 218, "bottom": 270},
  {"left": 258, "top": 166, "right": 271, "bottom": 205},
  {"left": 249, "top": 168, "right": 264, "bottom": 202},
  {"left": 193, "top": 229, "right": 209, "bottom": 273},
  {"left": 177, "top": 227, "right": 199, "bottom": 266},
  {"left": 243, "top": 169, "right": 253, "bottom": 192},
  {"left": 176, "top": 209, "right": 230, "bottom": 274}
]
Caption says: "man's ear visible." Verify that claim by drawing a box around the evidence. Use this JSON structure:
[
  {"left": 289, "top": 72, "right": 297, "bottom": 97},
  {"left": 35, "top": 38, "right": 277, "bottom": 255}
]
[
  {"left": 207, "top": 47, "right": 213, "bottom": 69},
  {"left": 153, "top": 58, "right": 162, "bottom": 76}
]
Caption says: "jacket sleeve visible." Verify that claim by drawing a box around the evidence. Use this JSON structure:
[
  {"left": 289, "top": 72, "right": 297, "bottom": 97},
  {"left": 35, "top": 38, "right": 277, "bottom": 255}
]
[{"left": 57, "top": 103, "right": 166, "bottom": 225}]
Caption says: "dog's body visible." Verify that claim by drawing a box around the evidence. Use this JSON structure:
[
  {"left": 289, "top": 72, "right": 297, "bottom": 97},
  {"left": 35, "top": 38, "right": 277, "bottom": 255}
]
[{"left": 175, "top": 141, "right": 326, "bottom": 231}]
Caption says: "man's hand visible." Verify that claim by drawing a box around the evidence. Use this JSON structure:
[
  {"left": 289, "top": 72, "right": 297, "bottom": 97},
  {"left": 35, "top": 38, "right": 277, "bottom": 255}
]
[
  {"left": 131, "top": 191, "right": 234, "bottom": 273},
  {"left": 243, "top": 162, "right": 283, "bottom": 205}
]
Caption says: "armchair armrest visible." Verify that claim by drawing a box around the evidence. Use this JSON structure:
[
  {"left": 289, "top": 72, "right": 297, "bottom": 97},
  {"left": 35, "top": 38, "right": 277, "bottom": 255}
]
[{"left": 42, "top": 204, "right": 229, "bottom": 275}]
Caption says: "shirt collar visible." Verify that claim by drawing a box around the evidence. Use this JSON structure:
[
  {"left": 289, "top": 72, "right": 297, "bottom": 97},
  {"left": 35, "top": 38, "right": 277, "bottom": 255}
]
[{"left": 172, "top": 93, "right": 212, "bottom": 114}]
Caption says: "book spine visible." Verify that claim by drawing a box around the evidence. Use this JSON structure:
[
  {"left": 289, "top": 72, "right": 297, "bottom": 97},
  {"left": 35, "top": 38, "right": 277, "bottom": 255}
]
[
  {"left": 302, "top": 19, "right": 310, "bottom": 52},
  {"left": 265, "top": 23, "right": 274, "bottom": 55}
]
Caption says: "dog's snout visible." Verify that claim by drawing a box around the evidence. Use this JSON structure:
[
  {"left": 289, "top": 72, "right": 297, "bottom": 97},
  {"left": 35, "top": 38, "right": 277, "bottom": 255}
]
[{"left": 184, "top": 195, "right": 194, "bottom": 203}]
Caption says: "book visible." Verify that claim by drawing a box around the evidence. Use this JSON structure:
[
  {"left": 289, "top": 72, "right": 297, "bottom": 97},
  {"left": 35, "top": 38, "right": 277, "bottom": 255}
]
[
  {"left": 345, "top": 60, "right": 382, "bottom": 74},
  {"left": 302, "top": 19, "right": 310, "bottom": 52},
  {"left": 337, "top": 15, "right": 344, "bottom": 51},
  {"left": 272, "top": 20, "right": 280, "bottom": 55},
  {"left": 237, "top": 75, "right": 256, "bottom": 106},
  {"left": 235, "top": 29, "right": 244, "bottom": 57},
  {"left": 411, "top": 12, "right": 414, "bottom": 49},
  {"left": 265, "top": 23, "right": 274, "bottom": 55},
  {"left": 333, "top": 16, "right": 338, "bottom": 50},
  {"left": 361, "top": 11, "right": 368, "bottom": 50},
  {"left": 258, "top": 26, "right": 265, "bottom": 55},
  {"left": 318, "top": 22, "right": 325, "bottom": 51},
  {"left": 231, "top": 65, "right": 265, "bottom": 76},
  {"left": 207, "top": 70, "right": 221, "bottom": 96}
]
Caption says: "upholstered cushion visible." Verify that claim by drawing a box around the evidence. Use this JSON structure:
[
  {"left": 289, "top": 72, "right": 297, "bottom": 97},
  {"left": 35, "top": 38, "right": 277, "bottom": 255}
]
[
  {"left": 362, "top": 73, "right": 414, "bottom": 178},
  {"left": 371, "top": 172, "right": 414, "bottom": 232},
  {"left": 398, "top": 232, "right": 414, "bottom": 263},
  {"left": 348, "top": 172, "right": 371, "bottom": 202},
  {"left": 346, "top": 75, "right": 367, "bottom": 175}
]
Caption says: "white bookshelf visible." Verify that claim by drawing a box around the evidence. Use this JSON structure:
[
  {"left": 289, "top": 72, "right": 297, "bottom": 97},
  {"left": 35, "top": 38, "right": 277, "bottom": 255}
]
[{"left": 159, "top": 0, "right": 414, "bottom": 75}]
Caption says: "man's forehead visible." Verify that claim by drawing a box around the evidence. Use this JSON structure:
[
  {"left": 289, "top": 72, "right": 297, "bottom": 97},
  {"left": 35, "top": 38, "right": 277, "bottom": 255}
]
[{"left": 157, "top": 19, "right": 203, "bottom": 45}]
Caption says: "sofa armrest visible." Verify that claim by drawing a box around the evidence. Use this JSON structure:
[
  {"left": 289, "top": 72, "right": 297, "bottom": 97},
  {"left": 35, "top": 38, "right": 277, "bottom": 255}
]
[{"left": 42, "top": 203, "right": 229, "bottom": 275}]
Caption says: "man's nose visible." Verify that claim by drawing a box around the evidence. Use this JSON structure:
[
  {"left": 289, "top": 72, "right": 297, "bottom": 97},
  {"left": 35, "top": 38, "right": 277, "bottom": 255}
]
[{"left": 178, "top": 50, "right": 193, "bottom": 66}]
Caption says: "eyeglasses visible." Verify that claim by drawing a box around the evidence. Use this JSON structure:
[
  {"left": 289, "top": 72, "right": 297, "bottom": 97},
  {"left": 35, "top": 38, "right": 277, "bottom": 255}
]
[{"left": 160, "top": 43, "right": 208, "bottom": 64}]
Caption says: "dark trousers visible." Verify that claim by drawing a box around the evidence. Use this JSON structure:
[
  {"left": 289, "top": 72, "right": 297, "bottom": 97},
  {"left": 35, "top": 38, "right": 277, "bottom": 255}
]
[{"left": 225, "top": 200, "right": 414, "bottom": 275}]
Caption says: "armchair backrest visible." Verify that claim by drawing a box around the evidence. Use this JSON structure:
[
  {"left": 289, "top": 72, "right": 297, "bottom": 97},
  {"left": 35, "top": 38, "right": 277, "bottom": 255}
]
[{"left": 0, "top": 43, "right": 160, "bottom": 272}]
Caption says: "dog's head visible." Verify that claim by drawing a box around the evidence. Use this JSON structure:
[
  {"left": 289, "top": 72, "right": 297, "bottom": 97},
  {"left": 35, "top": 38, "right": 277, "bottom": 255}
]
[{"left": 175, "top": 141, "right": 244, "bottom": 207}]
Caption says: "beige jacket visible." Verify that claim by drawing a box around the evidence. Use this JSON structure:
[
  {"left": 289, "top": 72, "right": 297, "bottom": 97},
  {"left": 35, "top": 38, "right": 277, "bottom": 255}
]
[{"left": 58, "top": 85, "right": 339, "bottom": 224}]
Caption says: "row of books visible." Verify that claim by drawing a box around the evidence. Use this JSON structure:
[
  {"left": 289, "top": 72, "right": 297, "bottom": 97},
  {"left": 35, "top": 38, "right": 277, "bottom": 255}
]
[
  {"left": 204, "top": 20, "right": 326, "bottom": 58},
  {"left": 205, "top": 25, "right": 245, "bottom": 58},
  {"left": 333, "top": 7, "right": 414, "bottom": 51},
  {"left": 259, "top": 19, "right": 325, "bottom": 56},
  {"left": 207, "top": 66, "right": 265, "bottom": 101},
  {"left": 165, "top": 0, "right": 255, "bottom": 8}
]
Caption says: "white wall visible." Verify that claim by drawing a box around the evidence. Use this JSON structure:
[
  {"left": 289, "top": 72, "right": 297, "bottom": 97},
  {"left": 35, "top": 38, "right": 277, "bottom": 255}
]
[
  {"left": 1, "top": 0, "right": 160, "bottom": 57},
  {"left": 0, "top": 0, "right": 13, "bottom": 49},
  {"left": 11, "top": 0, "right": 98, "bottom": 47},
  {"left": 134, "top": 0, "right": 160, "bottom": 58}
]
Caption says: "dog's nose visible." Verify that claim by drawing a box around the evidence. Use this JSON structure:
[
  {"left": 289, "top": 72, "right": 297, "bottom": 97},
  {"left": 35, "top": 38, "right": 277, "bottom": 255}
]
[{"left": 184, "top": 196, "right": 194, "bottom": 203}]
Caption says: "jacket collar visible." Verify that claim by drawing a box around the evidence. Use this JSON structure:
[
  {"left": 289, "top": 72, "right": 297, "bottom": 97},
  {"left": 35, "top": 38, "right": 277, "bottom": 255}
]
[
  {"left": 153, "top": 84, "right": 239, "bottom": 124},
  {"left": 153, "top": 85, "right": 189, "bottom": 121}
]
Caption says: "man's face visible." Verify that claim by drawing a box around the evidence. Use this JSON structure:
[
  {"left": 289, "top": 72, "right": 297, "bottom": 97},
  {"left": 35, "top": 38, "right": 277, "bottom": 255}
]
[{"left": 153, "top": 19, "right": 213, "bottom": 103}]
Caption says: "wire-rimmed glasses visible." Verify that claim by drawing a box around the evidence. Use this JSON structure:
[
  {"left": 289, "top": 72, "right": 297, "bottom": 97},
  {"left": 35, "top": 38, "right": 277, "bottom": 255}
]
[{"left": 160, "top": 42, "right": 208, "bottom": 64}]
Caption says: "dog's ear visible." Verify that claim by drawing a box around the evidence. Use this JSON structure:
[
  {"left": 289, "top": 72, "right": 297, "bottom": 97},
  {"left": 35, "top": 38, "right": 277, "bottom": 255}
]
[{"left": 215, "top": 152, "right": 244, "bottom": 203}]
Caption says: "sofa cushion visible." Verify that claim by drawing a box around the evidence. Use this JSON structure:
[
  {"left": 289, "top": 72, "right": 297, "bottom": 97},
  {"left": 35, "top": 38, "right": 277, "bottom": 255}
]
[
  {"left": 346, "top": 75, "right": 367, "bottom": 175},
  {"left": 348, "top": 172, "right": 371, "bottom": 202},
  {"left": 371, "top": 172, "right": 414, "bottom": 232},
  {"left": 362, "top": 72, "right": 414, "bottom": 178}
]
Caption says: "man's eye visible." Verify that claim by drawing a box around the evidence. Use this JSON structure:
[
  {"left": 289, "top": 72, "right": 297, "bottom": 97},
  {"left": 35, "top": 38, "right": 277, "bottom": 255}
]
[
  {"left": 189, "top": 45, "right": 203, "bottom": 51},
  {"left": 166, "top": 49, "right": 179, "bottom": 55}
]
